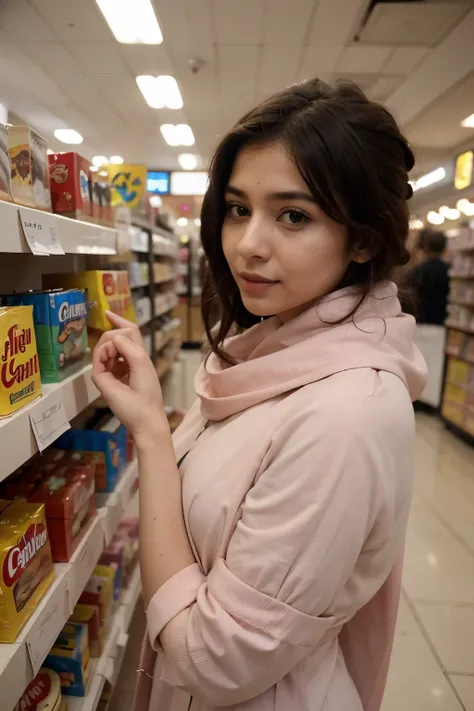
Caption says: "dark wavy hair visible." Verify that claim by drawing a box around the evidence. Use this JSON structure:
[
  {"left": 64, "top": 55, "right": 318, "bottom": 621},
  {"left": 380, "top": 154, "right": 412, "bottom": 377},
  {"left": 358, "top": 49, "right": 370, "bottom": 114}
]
[{"left": 200, "top": 78, "right": 414, "bottom": 362}]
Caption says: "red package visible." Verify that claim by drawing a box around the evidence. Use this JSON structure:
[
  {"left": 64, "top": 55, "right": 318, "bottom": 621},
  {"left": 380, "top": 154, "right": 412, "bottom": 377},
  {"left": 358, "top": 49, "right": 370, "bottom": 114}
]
[{"left": 49, "top": 152, "right": 92, "bottom": 217}]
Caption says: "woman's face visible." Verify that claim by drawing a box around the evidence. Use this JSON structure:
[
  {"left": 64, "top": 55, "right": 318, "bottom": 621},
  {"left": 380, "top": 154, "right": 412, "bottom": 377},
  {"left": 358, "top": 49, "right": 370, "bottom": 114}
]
[{"left": 222, "top": 142, "right": 357, "bottom": 323}]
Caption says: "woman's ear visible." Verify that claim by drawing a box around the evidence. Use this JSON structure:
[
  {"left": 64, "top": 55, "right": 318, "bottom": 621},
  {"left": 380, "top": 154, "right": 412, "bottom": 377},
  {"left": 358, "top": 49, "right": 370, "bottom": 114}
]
[{"left": 351, "top": 246, "right": 372, "bottom": 264}]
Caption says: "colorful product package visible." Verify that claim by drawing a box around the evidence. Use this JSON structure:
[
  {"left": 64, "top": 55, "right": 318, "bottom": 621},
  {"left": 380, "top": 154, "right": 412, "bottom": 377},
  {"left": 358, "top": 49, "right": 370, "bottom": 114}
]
[
  {"left": 43, "top": 271, "right": 135, "bottom": 346},
  {"left": 70, "top": 603, "right": 102, "bottom": 657},
  {"left": 1, "top": 290, "right": 88, "bottom": 384},
  {"left": 8, "top": 125, "right": 51, "bottom": 211},
  {"left": 0, "top": 122, "right": 12, "bottom": 202},
  {"left": 98, "top": 546, "right": 123, "bottom": 600},
  {"left": 0, "top": 305, "right": 42, "bottom": 417},
  {"left": 48, "top": 153, "right": 92, "bottom": 218},
  {"left": 13, "top": 667, "right": 65, "bottom": 711},
  {"left": 79, "top": 565, "right": 115, "bottom": 630},
  {"left": 46, "top": 621, "right": 91, "bottom": 696},
  {"left": 0, "top": 499, "right": 54, "bottom": 642}
]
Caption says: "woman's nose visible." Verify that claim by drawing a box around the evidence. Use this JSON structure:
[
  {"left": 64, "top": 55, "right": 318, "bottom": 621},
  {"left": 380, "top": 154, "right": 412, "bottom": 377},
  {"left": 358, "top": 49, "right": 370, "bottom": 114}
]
[{"left": 237, "top": 215, "right": 271, "bottom": 261}]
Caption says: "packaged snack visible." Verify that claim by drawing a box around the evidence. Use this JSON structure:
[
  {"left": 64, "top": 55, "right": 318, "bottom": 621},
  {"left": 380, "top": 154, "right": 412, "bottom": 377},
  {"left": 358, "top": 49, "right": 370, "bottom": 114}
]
[
  {"left": 79, "top": 565, "right": 114, "bottom": 629},
  {"left": 8, "top": 125, "right": 51, "bottom": 211},
  {"left": 48, "top": 153, "right": 92, "bottom": 218},
  {"left": 14, "top": 667, "right": 64, "bottom": 711},
  {"left": 98, "top": 547, "right": 123, "bottom": 600},
  {"left": 0, "top": 306, "right": 42, "bottom": 417},
  {"left": 0, "top": 122, "right": 12, "bottom": 202},
  {"left": 0, "top": 499, "right": 54, "bottom": 642},
  {"left": 1, "top": 290, "right": 88, "bottom": 384},
  {"left": 70, "top": 603, "right": 102, "bottom": 657},
  {"left": 46, "top": 622, "right": 91, "bottom": 696},
  {"left": 55, "top": 413, "right": 127, "bottom": 492},
  {"left": 43, "top": 271, "right": 135, "bottom": 347}
]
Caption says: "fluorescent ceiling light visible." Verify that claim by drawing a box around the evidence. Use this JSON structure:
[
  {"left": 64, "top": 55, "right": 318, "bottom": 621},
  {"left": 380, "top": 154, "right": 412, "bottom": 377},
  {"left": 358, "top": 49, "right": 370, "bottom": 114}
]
[
  {"left": 461, "top": 113, "right": 474, "bottom": 128},
  {"left": 457, "top": 198, "right": 474, "bottom": 217},
  {"left": 53, "top": 129, "right": 83, "bottom": 144},
  {"left": 439, "top": 205, "right": 460, "bottom": 220},
  {"left": 89, "top": 165, "right": 99, "bottom": 172},
  {"left": 177, "top": 217, "right": 188, "bottom": 226},
  {"left": 427, "top": 211, "right": 445, "bottom": 226},
  {"left": 194, "top": 218, "right": 201, "bottom": 227},
  {"left": 160, "top": 124, "right": 195, "bottom": 147},
  {"left": 410, "top": 167, "right": 446, "bottom": 192},
  {"left": 178, "top": 153, "right": 198, "bottom": 170},
  {"left": 92, "top": 155, "right": 108, "bottom": 167},
  {"left": 409, "top": 218, "right": 424, "bottom": 230},
  {"left": 136, "top": 75, "right": 183, "bottom": 110},
  {"left": 98, "top": 170, "right": 108, "bottom": 178},
  {"left": 170, "top": 171, "right": 208, "bottom": 196},
  {"left": 95, "top": 0, "right": 163, "bottom": 44},
  {"left": 150, "top": 195, "right": 162, "bottom": 207},
  {"left": 47, "top": 149, "right": 55, "bottom": 155},
  {"left": 109, "top": 155, "right": 124, "bottom": 164}
]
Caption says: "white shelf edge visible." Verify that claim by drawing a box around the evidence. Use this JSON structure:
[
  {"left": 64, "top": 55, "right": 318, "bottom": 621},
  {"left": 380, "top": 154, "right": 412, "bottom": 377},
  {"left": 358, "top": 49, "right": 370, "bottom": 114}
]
[
  {"left": 0, "top": 364, "right": 99, "bottom": 483},
  {"left": 0, "top": 200, "right": 118, "bottom": 255},
  {"left": 2, "top": 460, "right": 139, "bottom": 711}
]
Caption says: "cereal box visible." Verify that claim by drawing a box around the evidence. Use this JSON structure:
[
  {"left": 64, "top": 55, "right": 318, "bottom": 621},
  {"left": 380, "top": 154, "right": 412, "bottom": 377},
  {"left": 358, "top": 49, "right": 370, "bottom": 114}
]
[
  {"left": 0, "top": 122, "right": 12, "bottom": 202},
  {"left": 43, "top": 271, "right": 136, "bottom": 345},
  {"left": 48, "top": 152, "right": 92, "bottom": 218},
  {"left": 0, "top": 499, "right": 54, "bottom": 642},
  {"left": 8, "top": 125, "right": 52, "bottom": 211},
  {"left": 0, "top": 306, "right": 42, "bottom": 417},
  {"left": 46, "top": 621, "right": 91, "bottom": 696},
  {"left": 2, "top": 290, "right": 88, "bottom": 383}
]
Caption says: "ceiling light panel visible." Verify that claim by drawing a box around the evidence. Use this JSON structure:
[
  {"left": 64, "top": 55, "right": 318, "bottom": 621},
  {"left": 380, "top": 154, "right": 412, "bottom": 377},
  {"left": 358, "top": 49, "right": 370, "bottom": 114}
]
[
  {"left": 53, "top": 129, "right": 83, "bottom": 144},
  {"left": 461, "top": 113, "right": 474, "bottom": 128},
  {"left": 178, "top": 153, "right": 198, "bottom": 170},
  {"left": 160, "top": 124, "right": 195, "bottom": 147},
  {"left": 136, "top": 75, "right": 183, "bottom": 110},
  {"left": 95, "top": 0, "right": 163, "bottom": 44}
]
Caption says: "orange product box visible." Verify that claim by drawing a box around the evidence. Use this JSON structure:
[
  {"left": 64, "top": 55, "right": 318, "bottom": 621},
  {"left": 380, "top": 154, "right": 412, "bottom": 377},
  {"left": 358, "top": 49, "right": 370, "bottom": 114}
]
[
  {"left": 0, "top": 499, "right": 54, "bottom": 642},
  {"left": 49, "top": 152, "right": 92, "bottom": 217},
  {"left": 0, "top": 305, "right": 42, "bottom": 417}
]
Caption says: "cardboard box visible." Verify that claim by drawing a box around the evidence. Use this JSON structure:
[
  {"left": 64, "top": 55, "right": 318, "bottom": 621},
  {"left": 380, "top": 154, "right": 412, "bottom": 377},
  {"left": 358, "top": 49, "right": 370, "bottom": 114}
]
[
  {"left": 2, "top": 289, "right": 88, "bottom": 384},
  {"left": 0, "top": 123, "right": 11, "bottom": 202},
  {"left": 46, "top": 621, "right": 91, "bottom": 696},
  {"left": 49, "top": 152, "right": 92, "bottom": 217},
  {"left": 8, "top": 125, "right": 51, "bottom": 211},
  {"left": 0, "top": 305, "right": 42, "bottom": 417}
]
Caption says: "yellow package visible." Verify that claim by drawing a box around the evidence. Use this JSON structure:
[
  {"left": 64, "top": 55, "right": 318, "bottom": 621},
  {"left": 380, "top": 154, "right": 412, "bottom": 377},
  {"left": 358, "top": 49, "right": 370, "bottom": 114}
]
[
  {"left": 0, "top": 305, "right": 42, "bottom": 417},
  {"left": 43, "top": 271, "right": 136, "bottom": 345},
  {"left": 0, "top": 499, "right": 54, "bottom": 642}
]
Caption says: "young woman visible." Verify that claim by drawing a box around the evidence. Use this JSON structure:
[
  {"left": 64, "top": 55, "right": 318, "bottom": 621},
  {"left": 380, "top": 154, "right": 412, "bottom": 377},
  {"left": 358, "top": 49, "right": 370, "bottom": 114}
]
[{"left": 92, "top": 79, "right": 427, "bottom": 711}]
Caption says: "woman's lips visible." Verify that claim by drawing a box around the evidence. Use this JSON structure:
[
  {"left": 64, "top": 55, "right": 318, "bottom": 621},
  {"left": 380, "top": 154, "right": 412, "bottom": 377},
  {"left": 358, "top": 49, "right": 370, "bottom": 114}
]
[{"left": 239, "top": 273, "right": 278, "bottom": 296}]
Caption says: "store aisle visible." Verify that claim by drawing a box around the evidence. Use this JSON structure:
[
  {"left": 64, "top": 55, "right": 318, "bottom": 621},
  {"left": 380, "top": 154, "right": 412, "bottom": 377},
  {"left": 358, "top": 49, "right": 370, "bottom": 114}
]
[{"left": 110, "top": 378, "right": 474, "bottom": 711}]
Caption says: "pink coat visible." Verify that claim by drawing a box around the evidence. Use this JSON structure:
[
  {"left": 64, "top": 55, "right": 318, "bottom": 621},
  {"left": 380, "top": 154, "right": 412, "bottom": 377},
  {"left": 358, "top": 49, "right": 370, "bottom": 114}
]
[{"left": 134, "top": 282, "right": 427, "bottom": 711}]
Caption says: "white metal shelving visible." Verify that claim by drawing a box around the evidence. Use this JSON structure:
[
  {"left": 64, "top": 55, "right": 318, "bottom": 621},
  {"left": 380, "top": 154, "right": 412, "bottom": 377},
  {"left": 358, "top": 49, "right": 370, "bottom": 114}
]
[
  {"left": 2, "top": 461, "right": 139, "bottom": 711},
  {"left": 0, "top": 364, "right": 99, "bottom": 483},
  {"left": 0, "top": 199, "right": 118, "bottom": 255}
]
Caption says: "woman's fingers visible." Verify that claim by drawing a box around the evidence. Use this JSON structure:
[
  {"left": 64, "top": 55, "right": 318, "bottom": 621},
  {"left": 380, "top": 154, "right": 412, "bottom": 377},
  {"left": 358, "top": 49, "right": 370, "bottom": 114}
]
[{"left": 105, "top": 311, "right": 143, "bottom": 346}]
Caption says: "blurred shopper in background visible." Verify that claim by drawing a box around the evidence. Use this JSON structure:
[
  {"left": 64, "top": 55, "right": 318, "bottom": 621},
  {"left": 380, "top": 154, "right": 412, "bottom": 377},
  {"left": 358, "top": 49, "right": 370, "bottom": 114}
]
[{"left": 409, "top": 229, "right": 449, "bottom": 409}]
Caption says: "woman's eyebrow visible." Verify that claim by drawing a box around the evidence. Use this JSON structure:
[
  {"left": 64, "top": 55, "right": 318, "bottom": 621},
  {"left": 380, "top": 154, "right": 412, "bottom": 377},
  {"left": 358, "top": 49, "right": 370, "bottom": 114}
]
[{"left": 225, "top": 185, "right": 316, "bottom": 204}]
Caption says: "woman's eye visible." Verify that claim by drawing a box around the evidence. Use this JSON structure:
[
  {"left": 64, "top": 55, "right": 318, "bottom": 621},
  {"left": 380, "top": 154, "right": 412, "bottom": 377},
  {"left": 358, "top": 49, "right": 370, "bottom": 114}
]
[
  {"left": 227, "top": 203, "right": 249, "bottom": 218},
  {"left": 280, "top": 209, "right": 309, "bottom": 226}
]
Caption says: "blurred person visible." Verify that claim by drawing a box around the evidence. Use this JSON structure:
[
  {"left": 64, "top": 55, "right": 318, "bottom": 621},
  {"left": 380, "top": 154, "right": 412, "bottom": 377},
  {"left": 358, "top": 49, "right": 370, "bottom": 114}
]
[
  {"left": 92, "top": 79, "right": 427, "bottom": 711},
  {"left": 408, "top": 229, "right": 449, "bottom": 409}
]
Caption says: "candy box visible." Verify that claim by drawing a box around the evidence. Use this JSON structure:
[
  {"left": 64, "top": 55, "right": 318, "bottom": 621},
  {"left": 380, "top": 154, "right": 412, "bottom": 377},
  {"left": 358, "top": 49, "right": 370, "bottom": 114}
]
[
  {"left": 46, "top": 621, "right": 91, "bottom": 697},
  {"left": 70, "top": 603, "right": 102, "bottom": 657},
  {"left": 79, "top": 565, "right": 115, "bottom": 629},
  {"left": 48, "top": 153, "right": 92, "bottom": 218},
  {"left": 2, "top": 290, "right": 88, "bottom": 383},
  {"left": 43, "top": 271, "right": 135, "bottom": 346},
  {"left": 98, "top": 546, "right": 124, "bottom": 600},
  {"left": 0, "top": 122, "right": 12, "bottom": 202},
  {"left": 13, "top": 667, "right": 64, "bottom": 711},
  {"left": 8, "top": 125, "right": 51, "bottom": 211},
  {"left": 0, "top": 305, "right": 41, "bottom": 417},
  {"left": 0, "top": 499, "right": 54, "bottom": 642}
]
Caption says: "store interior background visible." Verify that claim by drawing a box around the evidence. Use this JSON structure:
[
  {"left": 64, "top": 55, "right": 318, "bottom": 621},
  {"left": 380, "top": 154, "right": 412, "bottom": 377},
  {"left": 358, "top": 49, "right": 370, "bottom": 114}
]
[{"left": 0, "top": 1, "right": 474, "bottom": 710}]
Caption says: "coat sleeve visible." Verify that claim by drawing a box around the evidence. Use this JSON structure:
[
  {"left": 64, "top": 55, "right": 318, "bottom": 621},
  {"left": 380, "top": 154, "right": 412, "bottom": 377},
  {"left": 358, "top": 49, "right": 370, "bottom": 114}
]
[{"left": 146, "top": 401, "right": 397, "bottom": 707}]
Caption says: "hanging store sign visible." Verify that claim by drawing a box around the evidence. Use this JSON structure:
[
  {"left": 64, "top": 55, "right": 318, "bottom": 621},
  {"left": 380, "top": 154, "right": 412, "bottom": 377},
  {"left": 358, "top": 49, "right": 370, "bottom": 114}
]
[
  {"left": 454, "top": 150, "right": 473, "bottom": 191},
  {"left": 107, "top": 164, "right": 147, "bottom": 207}
]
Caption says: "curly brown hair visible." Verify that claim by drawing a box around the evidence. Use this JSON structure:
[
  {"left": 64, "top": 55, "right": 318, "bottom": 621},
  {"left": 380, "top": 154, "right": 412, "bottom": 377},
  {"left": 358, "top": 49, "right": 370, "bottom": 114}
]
[{"left": 200, "top": 78, "right": 414, "bottom": 362}]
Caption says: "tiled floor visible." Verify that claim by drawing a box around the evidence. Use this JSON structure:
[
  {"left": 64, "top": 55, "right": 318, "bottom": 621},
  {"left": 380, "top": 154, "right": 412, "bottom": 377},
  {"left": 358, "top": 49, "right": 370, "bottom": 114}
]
[{"left": 110, "top": 372, "right": 474, "bottom": 710}]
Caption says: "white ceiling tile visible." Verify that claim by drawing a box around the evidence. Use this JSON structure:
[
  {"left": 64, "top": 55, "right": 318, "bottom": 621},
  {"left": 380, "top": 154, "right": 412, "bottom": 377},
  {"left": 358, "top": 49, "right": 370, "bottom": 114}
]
[
  {"left": 262, "top": 0, "right": 315, "bottom": 45},
  {"left": 0, "top": 0, "right": 55, "bottom": 41},
  {"left": 119, "top": 45, "right": 173, "bottom": 77},
  {"left": 22, "top": 42, "right": 82, "bottom": 77},
  {"left": 67, "top": 41, "right": 129, "bottom": 74},
  {"left": 212, "top": 0, "right": 266, "bottom": 45},
  {"left": 218, "top": 45, "right": 258, "bottom": 104},
  {"left": 258, "top": 46, "right": 300, "bottom": 96},
  {"left": 308, "top": 0, "right": 368, "bottom": 47},
  {"left": 336, "top": 45, "right": 393, "bottom": 74},
  {"left": 29, "top": 0, "right": 112, "bottom": 41},
  {"left": 298, "top": 45, "right": 343, "bottom": 79},
  {"left": 334, "top": 73, "right": 377, "bottom": 92},
  {"left": 367, "top": 75, "right": 404, "bottom": 102},
  {"left": 381, "top": 47, "right": 429, "bottom": 75},
  {"left": 156, "top": 0, "right": 214, "bottom": 62},
  {"left": 54, "top": 73, "right": 101, "bottom": 107}
]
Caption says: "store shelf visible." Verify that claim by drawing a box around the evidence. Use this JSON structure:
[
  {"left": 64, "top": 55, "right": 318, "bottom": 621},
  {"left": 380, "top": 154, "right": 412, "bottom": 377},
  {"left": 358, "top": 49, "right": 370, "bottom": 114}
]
[
  {"left": 446, "top": 322, "right": 474, "bottom": 336},
  {"left": 450, "top": 272, "right": 474, "bottom": 279},
  {"left": 0, "top": 364, "right": 99, "bottom": 484},
  {"left": 450, "top": 299, "right": 474, "bottom": 308},
  {"left": 1, "top": 460, "right": 139, "bottom": 711},
  {"left": 69, "top": 563, "right": 141, "bottom": 711},
  {"left": 130, "top": 279, "right": 149, "bottom": 289},
  {"left": 0, "top": 200, "right": 118, "bottom": 255}
]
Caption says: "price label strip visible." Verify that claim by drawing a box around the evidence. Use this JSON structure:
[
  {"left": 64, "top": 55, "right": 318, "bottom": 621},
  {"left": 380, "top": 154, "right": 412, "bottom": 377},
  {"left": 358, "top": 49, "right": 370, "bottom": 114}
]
[
  {"left": 18, "top": 207, "right": 64, "bottom": 255},
  {"left": 29, "top": 395, "right": 70, "bottom": 452}
]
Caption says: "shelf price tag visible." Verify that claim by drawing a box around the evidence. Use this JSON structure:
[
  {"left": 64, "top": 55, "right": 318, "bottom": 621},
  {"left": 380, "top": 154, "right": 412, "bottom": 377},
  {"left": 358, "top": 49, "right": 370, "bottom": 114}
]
[
  {"left": 18, "top": 207, "right": 64, "bottom": 255},
  {"left": 29, "top": 394, "right": 70, "bottom": 452},
  {"left": 25, "top": 575, "right": 70, "bottom": 676}
]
